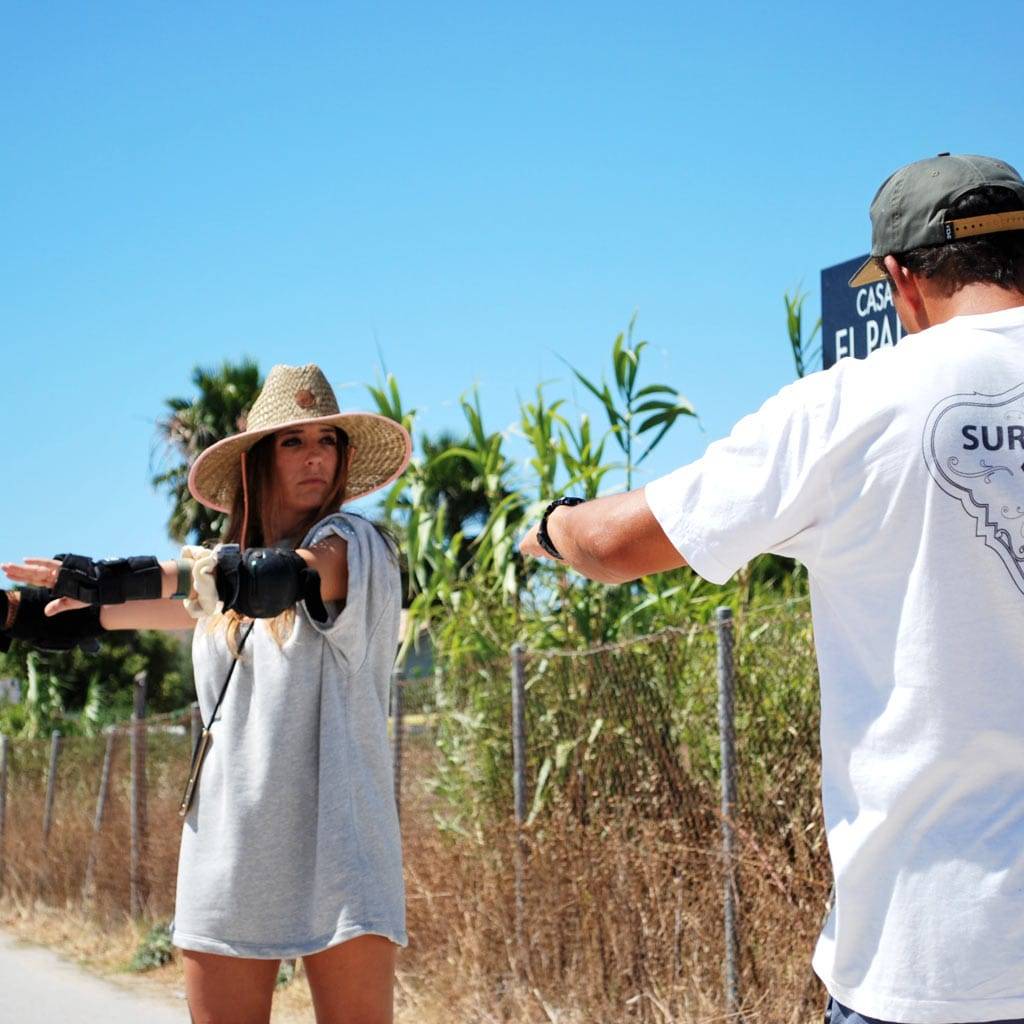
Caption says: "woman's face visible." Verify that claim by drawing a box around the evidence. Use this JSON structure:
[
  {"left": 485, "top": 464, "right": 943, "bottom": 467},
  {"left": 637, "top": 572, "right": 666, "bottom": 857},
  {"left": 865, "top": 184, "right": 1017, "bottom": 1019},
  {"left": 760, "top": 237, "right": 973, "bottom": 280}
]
[{"left": 271, "top": 424, "right": 341, "bottom": 516}]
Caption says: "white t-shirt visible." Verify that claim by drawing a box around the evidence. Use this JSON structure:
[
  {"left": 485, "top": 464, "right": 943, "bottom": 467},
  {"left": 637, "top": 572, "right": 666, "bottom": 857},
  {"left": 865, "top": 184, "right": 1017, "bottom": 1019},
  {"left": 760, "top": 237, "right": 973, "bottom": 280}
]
[{"left": 645, "top": 306, "right": 1024, "bottom": 1024}]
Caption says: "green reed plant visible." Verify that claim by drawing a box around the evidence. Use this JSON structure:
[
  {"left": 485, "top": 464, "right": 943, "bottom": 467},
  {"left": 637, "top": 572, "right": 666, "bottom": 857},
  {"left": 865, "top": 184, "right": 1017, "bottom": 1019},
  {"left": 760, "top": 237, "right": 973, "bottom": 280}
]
[
  {"left": 785, "top": 288, "right": 822, "bottom": 379},
  {"left": 566, "top": 314, "right": 696, "bottom": 490},
  {"left": 363, "top": 317, "right": 812, "bottom": 821}
]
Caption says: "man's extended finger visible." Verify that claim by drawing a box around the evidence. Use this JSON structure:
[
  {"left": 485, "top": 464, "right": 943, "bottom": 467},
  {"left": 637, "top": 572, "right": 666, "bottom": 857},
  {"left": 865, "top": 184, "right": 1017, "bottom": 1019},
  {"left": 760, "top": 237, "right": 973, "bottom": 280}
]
[{"left": 25, "top": 558, "right": 62, "bottom": 568}]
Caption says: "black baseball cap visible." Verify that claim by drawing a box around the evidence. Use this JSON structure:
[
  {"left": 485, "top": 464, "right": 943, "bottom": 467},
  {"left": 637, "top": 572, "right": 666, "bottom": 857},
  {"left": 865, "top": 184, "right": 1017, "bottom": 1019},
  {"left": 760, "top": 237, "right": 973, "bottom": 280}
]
[{"left": 848, "top": 153, "right": 1024, "bottom": 288}]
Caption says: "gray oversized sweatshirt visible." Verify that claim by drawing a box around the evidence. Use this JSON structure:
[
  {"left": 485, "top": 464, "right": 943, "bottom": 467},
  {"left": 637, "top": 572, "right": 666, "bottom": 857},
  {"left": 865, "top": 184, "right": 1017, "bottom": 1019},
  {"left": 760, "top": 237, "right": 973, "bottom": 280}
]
[{"left": 171, "top": 512, "right": 406, "bottom": 958}]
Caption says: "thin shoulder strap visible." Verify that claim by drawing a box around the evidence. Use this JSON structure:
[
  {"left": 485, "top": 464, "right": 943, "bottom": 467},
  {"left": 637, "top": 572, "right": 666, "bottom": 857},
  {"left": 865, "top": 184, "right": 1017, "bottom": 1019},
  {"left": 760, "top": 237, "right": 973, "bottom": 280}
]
[{"left": 203, "top": 621, "right": 255, "bottom": 730}]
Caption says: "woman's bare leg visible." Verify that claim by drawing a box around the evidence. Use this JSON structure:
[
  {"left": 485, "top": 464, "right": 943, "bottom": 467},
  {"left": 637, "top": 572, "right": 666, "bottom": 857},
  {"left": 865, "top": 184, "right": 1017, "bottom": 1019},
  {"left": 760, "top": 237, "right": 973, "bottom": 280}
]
[
  {"left": 182, "top": 949, "right": 281, "bottom": 1024},
  {"left": 302, "top": 934, "right": 397, "bottom": 1024}
]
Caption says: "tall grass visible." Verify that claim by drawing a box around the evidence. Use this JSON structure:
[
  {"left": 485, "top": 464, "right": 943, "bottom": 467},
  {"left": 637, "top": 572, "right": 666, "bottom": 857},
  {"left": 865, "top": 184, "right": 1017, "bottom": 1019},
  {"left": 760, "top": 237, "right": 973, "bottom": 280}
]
[
  {"left": 1, "top": 731, "right": 184, "bottom": 918},
  {"left": 0, "top": 611, "right": 831, "bottom": 1023}
]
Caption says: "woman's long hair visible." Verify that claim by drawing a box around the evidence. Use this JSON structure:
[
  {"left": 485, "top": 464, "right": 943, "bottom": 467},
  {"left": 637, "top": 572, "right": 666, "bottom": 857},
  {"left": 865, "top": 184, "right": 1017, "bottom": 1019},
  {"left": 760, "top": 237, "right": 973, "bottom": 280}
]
[{"left": 209, "top": 427, "right": 352, "bottom": 653}]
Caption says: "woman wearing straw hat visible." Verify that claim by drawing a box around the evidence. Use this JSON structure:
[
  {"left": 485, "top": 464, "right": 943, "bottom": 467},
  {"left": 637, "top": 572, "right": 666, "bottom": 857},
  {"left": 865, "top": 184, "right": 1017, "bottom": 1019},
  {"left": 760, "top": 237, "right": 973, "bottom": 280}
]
[{"left": 2, "top": 363, "right": 412, "bottom": 1024}]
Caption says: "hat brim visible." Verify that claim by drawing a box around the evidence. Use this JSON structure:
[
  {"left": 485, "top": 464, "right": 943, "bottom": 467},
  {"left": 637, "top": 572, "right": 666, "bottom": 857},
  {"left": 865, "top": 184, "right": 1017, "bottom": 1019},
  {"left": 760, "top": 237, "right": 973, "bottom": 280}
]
[
  {"left": 848, "top": 255, "right": 886, "bottom": 288},
  {"left": 187, "top": 412, "right": 412, "bottom": 514}
]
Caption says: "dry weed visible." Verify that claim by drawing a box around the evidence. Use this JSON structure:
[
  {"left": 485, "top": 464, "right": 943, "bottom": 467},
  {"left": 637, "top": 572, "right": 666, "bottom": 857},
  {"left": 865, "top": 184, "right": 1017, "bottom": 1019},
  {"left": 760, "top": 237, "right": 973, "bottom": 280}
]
[{"left": 0, "top": 730, "right": 830, "bottom": 1023}]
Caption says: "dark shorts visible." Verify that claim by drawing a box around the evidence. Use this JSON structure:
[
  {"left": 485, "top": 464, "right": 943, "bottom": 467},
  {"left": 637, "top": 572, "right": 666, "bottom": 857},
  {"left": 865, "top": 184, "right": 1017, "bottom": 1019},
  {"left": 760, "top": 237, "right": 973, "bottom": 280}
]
[{"left": 826, "top": 995, "right": 1024, "bottom": 1024}]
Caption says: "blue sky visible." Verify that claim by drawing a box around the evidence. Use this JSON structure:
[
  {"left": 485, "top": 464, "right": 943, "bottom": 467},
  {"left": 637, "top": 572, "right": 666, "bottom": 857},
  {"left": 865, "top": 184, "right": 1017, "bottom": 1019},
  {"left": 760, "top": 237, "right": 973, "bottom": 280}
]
[{"left": 2, "top": 2, "right": 1022, "bottom": 560}]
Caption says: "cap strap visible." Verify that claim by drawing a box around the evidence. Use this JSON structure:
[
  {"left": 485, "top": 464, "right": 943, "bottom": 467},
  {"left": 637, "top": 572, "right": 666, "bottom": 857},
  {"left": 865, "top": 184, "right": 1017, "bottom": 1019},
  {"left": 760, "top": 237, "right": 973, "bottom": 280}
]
[{"left": 946, "top": 209, "right": 1024, "bottom": 240}]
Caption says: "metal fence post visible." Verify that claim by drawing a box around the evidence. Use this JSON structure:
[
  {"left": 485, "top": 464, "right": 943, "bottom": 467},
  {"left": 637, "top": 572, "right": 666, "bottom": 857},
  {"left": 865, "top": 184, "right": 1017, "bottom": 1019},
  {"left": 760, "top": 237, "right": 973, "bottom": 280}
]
[
  {"left": 0, "top": 734, "right": 9, "bottom": 891},
  {"left": 432, "top": 662, "right": 444, "bottom": 712},
  {"left": 511, "top": 642, "right": 528, "bottom": 970},
  {"left": 391, "top": 667, "right": 404, "bottom": 821},
  {"left": 716, "top": 606, "right": 740, "bottom": 1017},
  {"left": 42, "top": 729, "right": 61, "bottom": 849},
  {"left": 130, "top": 671, "right": 148, "bottom": 919},
  {"left": 82, "top": 729, "right": 116, "bottom": 900},
  {"left": 511, "top": 646, "right": 528, "bottom": 825}
]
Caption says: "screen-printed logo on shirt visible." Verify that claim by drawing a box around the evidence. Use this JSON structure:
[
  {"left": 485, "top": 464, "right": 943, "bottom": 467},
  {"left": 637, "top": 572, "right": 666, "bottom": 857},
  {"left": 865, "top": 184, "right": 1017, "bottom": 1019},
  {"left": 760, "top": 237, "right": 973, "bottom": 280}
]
[{"left": 924, "top": 384, "right": 1024, "bottom": 595}]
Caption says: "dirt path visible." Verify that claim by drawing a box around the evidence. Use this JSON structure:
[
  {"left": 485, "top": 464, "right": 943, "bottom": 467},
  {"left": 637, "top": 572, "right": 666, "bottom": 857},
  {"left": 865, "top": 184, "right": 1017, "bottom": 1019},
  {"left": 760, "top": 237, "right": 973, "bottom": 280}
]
[{"left": 0, "top": 928, "right": 189, "bottom": 1022}]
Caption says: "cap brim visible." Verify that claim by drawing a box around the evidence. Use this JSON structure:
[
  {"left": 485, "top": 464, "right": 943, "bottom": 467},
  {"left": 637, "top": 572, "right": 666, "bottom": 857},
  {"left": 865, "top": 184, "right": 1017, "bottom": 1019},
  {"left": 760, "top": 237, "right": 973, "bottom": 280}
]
[{"left": 848, "top": 255, "right": 886, "bottom": 288}]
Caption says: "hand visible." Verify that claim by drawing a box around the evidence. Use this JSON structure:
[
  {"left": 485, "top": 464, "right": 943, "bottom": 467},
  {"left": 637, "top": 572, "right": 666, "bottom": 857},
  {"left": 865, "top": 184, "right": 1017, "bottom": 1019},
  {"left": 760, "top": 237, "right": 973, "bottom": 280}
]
[
  {"left": 518, "top": 523, "right": 551, "bottom": 561},
  {"left": 1, "top": 558, "right": 90, "bottom": 616}
]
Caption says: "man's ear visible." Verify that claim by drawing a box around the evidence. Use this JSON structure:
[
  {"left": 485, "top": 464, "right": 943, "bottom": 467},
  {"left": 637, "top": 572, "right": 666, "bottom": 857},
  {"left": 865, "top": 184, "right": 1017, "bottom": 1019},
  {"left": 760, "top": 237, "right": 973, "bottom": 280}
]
[
  {"left": 884, "top": 255, "right": 929, "bottom": 332},
  {"left": 884, "top": 255, "right": 911, "bottom": 298}
]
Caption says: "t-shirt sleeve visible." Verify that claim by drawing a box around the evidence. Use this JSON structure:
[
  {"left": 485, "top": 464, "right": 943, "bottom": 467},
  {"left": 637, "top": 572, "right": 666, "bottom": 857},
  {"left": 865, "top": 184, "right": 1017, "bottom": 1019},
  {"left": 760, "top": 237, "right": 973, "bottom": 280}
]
[
  {"left": 644, "top": 376, "right": 832, "bottom": 585},
  {"left": 298, "top": 512, "right": 401, "bottom": 668}
]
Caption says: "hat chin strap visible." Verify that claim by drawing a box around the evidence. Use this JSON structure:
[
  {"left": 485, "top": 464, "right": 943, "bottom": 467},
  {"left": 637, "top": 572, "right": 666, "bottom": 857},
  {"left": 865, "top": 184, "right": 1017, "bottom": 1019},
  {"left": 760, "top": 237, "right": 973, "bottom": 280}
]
[{"left": 240, "top": 450, "right": 251, "bottom": 552}]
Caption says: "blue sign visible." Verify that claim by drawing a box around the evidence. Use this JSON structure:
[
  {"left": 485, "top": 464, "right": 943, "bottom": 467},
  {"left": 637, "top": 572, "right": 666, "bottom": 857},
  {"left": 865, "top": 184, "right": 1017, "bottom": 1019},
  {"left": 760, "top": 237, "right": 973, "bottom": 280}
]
[{"left": 821, "top": 255, "right": 906, "bottom": 370}]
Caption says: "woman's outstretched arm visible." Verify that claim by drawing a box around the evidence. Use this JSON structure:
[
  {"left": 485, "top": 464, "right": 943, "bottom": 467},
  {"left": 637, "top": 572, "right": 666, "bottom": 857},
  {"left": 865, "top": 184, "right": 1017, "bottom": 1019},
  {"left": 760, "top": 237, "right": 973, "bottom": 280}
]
[
  {"left": 296, "top": 537, "right": 349, "bottom": 604},
  {"left": 99, "top": 599, "right": 196, "bottom": 631},
  {"left": 2, "top": 557, "right": 195, "bottom": 631},
  {"left": 4, "top": 538, "right": 350, "bottom": 629}
]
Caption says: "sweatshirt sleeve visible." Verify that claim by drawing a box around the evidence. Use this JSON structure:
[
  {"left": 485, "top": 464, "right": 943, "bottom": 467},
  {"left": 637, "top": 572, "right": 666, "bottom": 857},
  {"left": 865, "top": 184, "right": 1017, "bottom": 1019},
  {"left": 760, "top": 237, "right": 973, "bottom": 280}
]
[{"left": 298, "top": 513, "right": 402, "bottom": 670}]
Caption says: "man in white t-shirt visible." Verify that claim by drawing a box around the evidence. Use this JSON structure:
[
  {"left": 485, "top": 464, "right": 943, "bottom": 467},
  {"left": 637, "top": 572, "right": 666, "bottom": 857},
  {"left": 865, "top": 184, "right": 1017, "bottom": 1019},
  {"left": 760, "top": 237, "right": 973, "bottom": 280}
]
[{"left": 520, "top": 153, "right": 1024, "bottom": 1024}]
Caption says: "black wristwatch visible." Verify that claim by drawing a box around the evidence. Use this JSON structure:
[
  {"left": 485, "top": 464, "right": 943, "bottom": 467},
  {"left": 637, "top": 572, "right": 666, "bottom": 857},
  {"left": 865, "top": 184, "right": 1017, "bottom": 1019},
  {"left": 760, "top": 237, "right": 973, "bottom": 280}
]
[{"left": 537, "top": 497, "right": 585, "bottom": 560}]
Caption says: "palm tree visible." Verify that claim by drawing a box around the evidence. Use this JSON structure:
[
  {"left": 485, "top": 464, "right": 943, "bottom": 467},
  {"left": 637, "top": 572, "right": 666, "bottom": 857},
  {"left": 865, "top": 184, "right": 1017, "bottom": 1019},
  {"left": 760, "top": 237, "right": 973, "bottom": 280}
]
[
  {"left": 418, "top": 430, "right": 493, "bottom": 544},
  {"left": 151, "top": 358, "right": 264, "bottom": 544}
]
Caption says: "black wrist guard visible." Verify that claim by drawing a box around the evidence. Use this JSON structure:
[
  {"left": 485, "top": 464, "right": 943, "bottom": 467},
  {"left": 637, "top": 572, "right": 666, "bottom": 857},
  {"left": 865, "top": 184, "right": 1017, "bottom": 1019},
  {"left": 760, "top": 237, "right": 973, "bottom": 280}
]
[
  {"left": 53, "top": 553, "right": 163, "bottom": 605},
  {"left": 214, "top": 546, "right": 329, "bottom": 623},
  {"left": 2, "top": 588, "right": 105, "bottom": 653},
  {"left": 0, "top": 592, "right": 11, "bottom": 653}
]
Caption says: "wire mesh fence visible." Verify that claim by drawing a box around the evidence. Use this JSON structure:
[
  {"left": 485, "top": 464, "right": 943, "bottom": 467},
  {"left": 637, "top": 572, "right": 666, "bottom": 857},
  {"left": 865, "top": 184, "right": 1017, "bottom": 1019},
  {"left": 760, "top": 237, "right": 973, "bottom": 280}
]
[
  {"left": 0, "top": 721, "right": 190, "bottom": 920},
  {"left": 0, "top": 603, "right": 832, "bottom": 1022},
  {"left": 387, "top": 603, "right": 831, "bottom": 1021}
]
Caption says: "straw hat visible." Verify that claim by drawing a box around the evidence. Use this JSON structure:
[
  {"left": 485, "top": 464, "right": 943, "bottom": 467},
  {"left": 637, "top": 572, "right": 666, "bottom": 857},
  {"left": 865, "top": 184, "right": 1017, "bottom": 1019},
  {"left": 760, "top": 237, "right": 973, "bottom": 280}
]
[{"left": 187, "top": 363, "right": 412, "bottom": 513}]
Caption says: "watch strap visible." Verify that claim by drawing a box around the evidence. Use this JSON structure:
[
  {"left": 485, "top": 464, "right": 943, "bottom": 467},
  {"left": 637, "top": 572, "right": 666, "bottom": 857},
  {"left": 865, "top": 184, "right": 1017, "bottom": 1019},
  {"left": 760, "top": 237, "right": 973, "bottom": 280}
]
[{"left": 537, "top": 497, "right": 585, "bottom": 560}]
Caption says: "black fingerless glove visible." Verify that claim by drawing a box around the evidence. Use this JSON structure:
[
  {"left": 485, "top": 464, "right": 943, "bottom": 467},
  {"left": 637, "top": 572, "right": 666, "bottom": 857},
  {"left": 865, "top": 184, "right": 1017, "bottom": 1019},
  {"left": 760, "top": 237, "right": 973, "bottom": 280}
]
[
  {"left": 0, "top": 592, "right": 11, "bottom": 653},
  {"left": 214, "top": 546, "right": 328, "bottom": 622},
  {"left": 53, "top": 553, "right": 163, "bottom": 605},
  {"left": 0, "top": 588, "right": 105, "bottom": 653}
]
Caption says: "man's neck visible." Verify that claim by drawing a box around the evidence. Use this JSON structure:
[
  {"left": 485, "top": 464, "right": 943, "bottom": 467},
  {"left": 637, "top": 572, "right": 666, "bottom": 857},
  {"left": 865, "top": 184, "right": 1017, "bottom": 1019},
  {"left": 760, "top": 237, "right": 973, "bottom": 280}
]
[{"left": 926, "top": 284, "right": 1024, "bottom": 326}]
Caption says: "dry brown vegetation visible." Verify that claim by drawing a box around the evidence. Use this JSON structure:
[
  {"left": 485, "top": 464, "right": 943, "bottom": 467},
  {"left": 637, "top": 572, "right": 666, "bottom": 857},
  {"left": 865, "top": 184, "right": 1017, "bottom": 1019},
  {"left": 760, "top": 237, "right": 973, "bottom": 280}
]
[
  {"left": 0, "top": 729, "right": 831, "bottom": 1024},
  {"left": 396, "top": 745, "right": 832, "bottom": 1024},
  {"left": 0, "top": 615, "right": 832, "bottom": 1023}
]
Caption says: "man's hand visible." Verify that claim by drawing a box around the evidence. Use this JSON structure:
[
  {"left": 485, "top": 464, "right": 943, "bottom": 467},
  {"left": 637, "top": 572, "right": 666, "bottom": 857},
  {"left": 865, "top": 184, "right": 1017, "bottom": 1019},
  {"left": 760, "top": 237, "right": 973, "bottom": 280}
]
[
  {"left": 518, "top": 490, "right": 687, "bottom": 584},
  {"left": 518, "top": 522, "right": 554, "bottom": 562}
]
